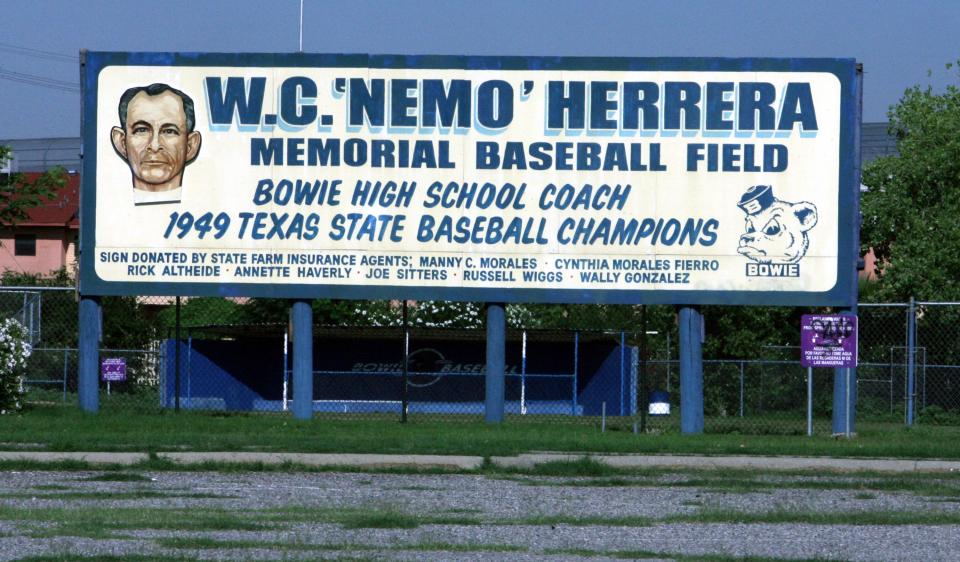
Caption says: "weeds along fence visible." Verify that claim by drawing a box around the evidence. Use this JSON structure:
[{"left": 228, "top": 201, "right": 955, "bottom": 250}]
[{"left": 2, "top": 285, "right": 959, "bottom": 433}]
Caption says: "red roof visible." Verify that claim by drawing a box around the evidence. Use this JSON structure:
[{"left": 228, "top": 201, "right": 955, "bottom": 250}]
[{"left": 4, "top": 172, "right": 79, "bottom": 229}]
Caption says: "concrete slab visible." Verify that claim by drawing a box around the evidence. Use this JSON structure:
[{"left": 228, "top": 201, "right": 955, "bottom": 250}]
[
  {"left": 0, "top": 452, "right": 148, "bottom": 465},
  {"left": 157, "top": 452, "right": 484, "bottom": 470},
  {"left": 1, "top": 450, "right": 957, "bottom": 473},
  {"left": 915, "top": 460, "right": 960, "bottom": 472}
]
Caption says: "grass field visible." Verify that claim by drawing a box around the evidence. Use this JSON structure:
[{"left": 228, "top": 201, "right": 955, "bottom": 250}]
[{"left": 1, "top": 403, "right": 959, "bottom": 459}]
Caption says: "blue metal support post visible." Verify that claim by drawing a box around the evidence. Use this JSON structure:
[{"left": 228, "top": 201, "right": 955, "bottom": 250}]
[
  {"left": 832, "top": 63, "right": 863, "bottom": 438},
  {"left": 291, "top": 300, "right": 313, "bottom": 420},
  {"left": 485, "top": 302, "right": 505, "bottom": 423},
  {"left": 678, "top": 306, "right": 704, "bottom": 434},
  {"left": 831, "top": 308, "right": 858, "bottom": 436},
  {"left": 78, "top": 295, "right": 100, "bottom": 413},
  {"left": 906, "top": 297, "right": 916, "bottom": 425}
]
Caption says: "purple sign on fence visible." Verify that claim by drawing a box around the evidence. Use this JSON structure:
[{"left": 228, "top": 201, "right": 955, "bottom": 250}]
[
  {"left": 101, "top": 358, "right": 126, "bottom": 382},
  {"left": 801, "top": 314, "right": 857, "bottom": 368}
]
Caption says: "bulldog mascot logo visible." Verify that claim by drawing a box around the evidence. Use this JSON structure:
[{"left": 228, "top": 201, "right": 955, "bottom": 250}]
[{"left": 737, "top": 185, "right": 818, "bottom": 276}]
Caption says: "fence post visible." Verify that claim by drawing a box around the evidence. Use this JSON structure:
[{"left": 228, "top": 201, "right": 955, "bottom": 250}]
[
  {"left": 807, "top": 366, "right": 814, "bottom": 437},
  {"left": 282, "top": 331, "right": 289, "bottom": 412},
  {"left": 62, "top": 348, "right": 68, "bottom": 403},
  {"left": 521, "top": 330, "right": 527, "bottom": 415},
  {"left": 739, "top": 361, "right": 745, "bottom": 418},
  {"left": 484, "top": 302, "right": 505, "bottom": 424},
  {"left": 906, "top": 297, "right": 917, "bottom": 425},
  {"left": 640, "top": 310, "right": 649, "bottom": 432},
  {"left": 186, "top": 334, "right": 193, "bottom": 402},
  {"left": 572, "top": 331, "right": 579, "bottom": 416},
  {"left": 620, "top": 331, "right": 626, "bottom": 416},
  {"left": 679, "top": 306, "right": 704, "bottom": 434},
  {"left": 291, "top": 300, "right": 313, "bottom": 420},
  {"left": 78, "top": 295, "right": 100, "bottom": 413}
]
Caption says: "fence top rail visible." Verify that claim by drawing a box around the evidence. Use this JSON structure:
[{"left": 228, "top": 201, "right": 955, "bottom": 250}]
[
  {"left": 645, "top": 359, "right": 804, "bottom": 366},
  {"left": 860, "top": 301, "right": 960, "bottom": 307},
  {"left": 0, "top": 286, "right": 74, "bottom": 293},
  {"left": 32, "top": 347, "right": 160, "bottom": 354},
  {"left": 308, "top": 369, "right": 575, "bottom": 378}
]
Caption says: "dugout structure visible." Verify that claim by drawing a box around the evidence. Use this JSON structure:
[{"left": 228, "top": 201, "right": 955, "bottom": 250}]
[{"left": 161, "top": 325, "right": 638, "bottom": 418}]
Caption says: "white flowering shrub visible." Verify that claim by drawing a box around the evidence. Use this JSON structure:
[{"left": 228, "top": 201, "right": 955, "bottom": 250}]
[
  {"left": 0, "top": 318, "right": 31, "bottom": 413},
  {"left": 350, "top": 300, "right": 402, "bottom": 327},
  {"left": 410, "top": 300, "right": 483, "bottom": 328},
  {"left": 346, "top": 301, "right": 540, "bottom": 329}
]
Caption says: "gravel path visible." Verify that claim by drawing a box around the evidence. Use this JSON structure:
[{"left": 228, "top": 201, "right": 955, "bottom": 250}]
[{"left": 1, "top": 469, "right": 959, "bottom": 560}]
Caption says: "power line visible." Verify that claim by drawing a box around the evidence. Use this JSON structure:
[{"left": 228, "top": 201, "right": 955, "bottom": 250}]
[
  {"left": 0, "top": 67, "right": 79, "bottom": 93},
  {"left": 0, "top": 42, "right": 77, "bottom": 63}
]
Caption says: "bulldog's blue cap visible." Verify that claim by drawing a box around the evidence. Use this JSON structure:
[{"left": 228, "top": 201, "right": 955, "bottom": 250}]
[{"left": 738, "top": 185, "right": 775, "bottom": 215}]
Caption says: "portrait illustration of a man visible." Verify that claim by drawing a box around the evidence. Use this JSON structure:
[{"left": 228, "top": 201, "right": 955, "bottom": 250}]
[{"left": 110, "top": 83, "right": 202, "bottom": 205}]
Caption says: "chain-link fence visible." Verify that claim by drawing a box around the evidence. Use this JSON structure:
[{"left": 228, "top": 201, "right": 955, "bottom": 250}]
[{"left": 3, "top": 286, "right": 959, "bottom": 433}]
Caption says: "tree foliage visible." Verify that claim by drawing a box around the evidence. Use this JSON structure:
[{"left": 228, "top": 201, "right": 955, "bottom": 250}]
[
  {"left": 861, "top": 63, "right": 960, "bottom": 301},
  {"left": 701, "top": 305, "right": 805, "bottom": 360},
  {"left": 0, "top": 146, "right": 66, "bottom": 228}
]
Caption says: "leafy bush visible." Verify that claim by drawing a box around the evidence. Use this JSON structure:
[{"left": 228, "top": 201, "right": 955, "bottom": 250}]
[{"left": 917, "top": 405, "right": 960, "bottom": 426}]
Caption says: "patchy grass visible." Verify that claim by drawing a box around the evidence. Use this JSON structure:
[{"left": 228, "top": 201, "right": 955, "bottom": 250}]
[
  {"left": 1, "top": 488, "right": 229, "bottom": 501},
  {"left": 526, "top": 456, "right": 624, "bottom": 477},
  {"left": 82, "top": 472, "right": 153, "bottom": 482},
  {"left": 155, "top": 537, "right": 341, "bottom": 551},
  {"left": 665, "top": 508, "right": 960, "bottom": 526},
  {"left": 507, "top": 513, "right": 656, "bottom": 527},
  {"left": 156, "top": 536, "right": 526, "bottom": 554},
  {"left": 17, "top": 553, "right": 196, "bottom": 562},
  {"left": 339, "top": 511, "right": 423, "bottom": 529},
  {"left": 443, "top": 507, "right": 484, "bottom": 514},
  {"left": 0, "top": 505, "right": 270, "bottom": 538},
  {"left": 403, "top": 541, "right": 526, "bottom": 553},
  {"left": 544, "top": 548, "right": 833, "bottom": 561},
  {"left": 260, "top": 505, "right": 482, "bottom": 529},
  {"left": 496, "top": 462, "right": 960, "bottom": 497}
]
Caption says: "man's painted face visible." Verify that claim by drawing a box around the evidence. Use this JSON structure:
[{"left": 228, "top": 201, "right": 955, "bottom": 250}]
[{"left": 112, "top": 91, "right": 201, "bottom": 192}]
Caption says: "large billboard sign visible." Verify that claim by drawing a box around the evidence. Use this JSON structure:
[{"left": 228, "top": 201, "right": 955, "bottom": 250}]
[{"left": 80, "top": 53, "right": 859, "bottom": 305}]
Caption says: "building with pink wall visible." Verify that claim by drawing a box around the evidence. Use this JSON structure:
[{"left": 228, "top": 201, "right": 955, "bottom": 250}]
[{"left": 0, "top": 172, "right": 79, "bottom": 278}]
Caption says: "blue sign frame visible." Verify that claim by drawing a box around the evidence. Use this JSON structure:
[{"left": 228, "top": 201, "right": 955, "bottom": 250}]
[{"left": 80, "top": 52, "right": 860, "bottom": 306}]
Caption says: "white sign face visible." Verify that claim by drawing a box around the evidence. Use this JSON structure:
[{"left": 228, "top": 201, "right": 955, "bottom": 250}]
[{"left": 81, "top": 54, "right": 858, "bottom": 304}]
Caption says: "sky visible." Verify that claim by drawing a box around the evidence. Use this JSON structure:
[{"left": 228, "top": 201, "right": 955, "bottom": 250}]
[{"left": 1, "top": 0, "right": 958, "bottom": 139}]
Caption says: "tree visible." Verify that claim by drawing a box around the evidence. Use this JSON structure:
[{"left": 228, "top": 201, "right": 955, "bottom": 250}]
[
  {"left": 0, "top": 146, "right": 65, "bottom": 229},
  {"left": 861, "top": 63, "right": 960, "bottom": 301}
]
